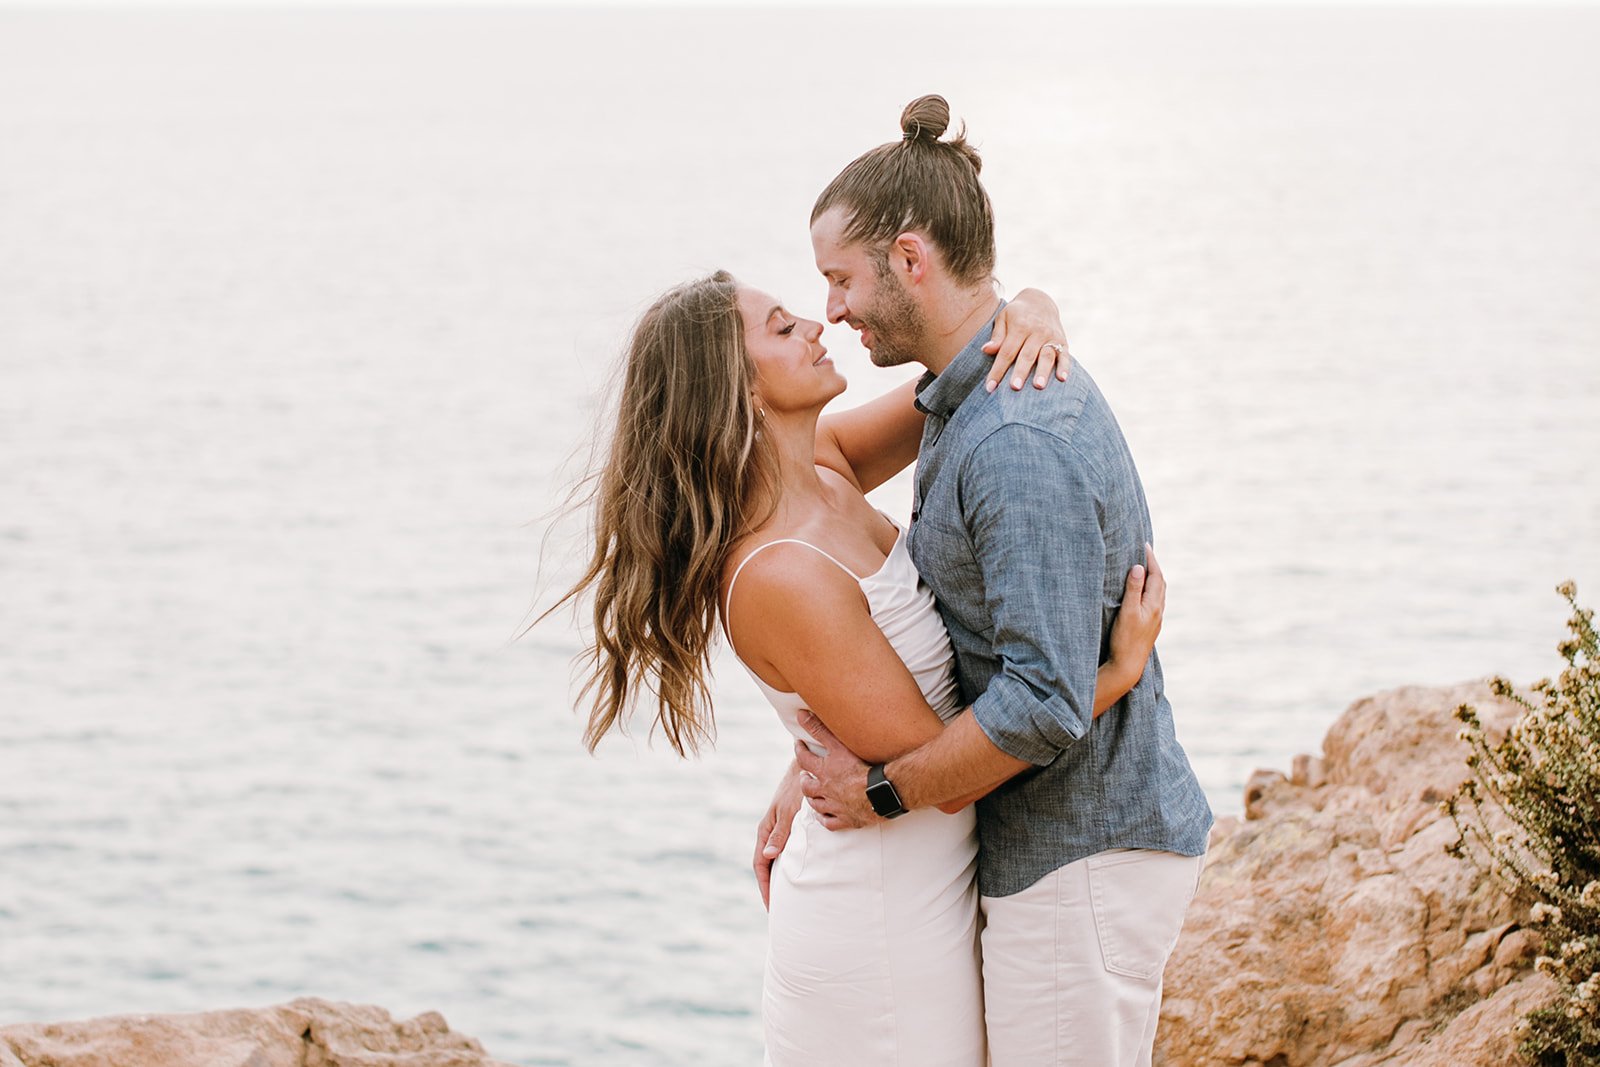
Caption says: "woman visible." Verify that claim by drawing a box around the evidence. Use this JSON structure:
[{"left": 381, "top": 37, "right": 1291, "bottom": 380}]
[{"left": 555, "top": 273, "right": 1162, "bottom": 1064}]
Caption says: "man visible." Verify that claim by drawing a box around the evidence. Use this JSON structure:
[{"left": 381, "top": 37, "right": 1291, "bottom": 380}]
[{"left": 759, "top": 95, "right": 1213, "bottom": 1064}]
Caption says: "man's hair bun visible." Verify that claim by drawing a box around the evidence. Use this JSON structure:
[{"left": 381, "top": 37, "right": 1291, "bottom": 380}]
[{"left": 900, "top": 95, "right": 951, "bottom": 142}]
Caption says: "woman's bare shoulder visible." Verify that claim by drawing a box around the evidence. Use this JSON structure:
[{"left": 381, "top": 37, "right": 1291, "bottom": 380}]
[
  {"left": 723, "top": 532, "right": 856, "bottom": 604},
  {"left": 721, "top": 534, "right": 870, "bottom": 678}
]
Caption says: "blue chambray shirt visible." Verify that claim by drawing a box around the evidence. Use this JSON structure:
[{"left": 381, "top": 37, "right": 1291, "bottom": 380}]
[{"left": 908, "top": 306, "right": 1213, "bottom": 898}]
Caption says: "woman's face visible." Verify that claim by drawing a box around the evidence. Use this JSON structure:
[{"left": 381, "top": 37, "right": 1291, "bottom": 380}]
[{"left": 737, "top": 286, "right": 844, "bottom": 415}]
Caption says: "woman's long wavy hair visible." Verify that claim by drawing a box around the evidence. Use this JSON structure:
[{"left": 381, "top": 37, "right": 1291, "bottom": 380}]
[{"left": 550, "top": 271, "right": 779, "bottom": 756}]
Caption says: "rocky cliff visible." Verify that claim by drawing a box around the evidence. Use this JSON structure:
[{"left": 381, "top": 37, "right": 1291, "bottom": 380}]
[
  {"left": 1156, "top": 681, "right": 1555, "bottom": 1066},
  {"left": 0, "top": 998, "right": 513, "bottom": 1067}
]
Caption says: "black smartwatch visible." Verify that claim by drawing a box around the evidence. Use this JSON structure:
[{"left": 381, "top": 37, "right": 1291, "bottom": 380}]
[{"left": 866, "top": 763, "right": 908, "bottom": 819}]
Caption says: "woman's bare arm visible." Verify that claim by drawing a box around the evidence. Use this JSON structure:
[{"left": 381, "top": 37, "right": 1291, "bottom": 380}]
[
  {"left": 813, "top": 378, "right": 924, "bottom": 494},
  {"left": 727, "top": 544, "right": 950, "bottom": 764}
]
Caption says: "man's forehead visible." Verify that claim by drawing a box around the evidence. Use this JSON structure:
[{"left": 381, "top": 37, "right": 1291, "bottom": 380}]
[
  {"left": 810, "top": 206, "right": 852, "bottom": 248},
  {"left": 811, "top": 209, "right": 867, "bottom": 272}
]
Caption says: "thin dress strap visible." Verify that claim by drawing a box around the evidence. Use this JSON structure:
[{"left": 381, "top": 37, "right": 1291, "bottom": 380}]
[{"left": 723, "top": 539, "right": 863, "bottom": 646}]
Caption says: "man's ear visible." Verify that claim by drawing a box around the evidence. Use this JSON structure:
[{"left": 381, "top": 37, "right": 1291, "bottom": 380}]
[{"left": 892, "top": 231, "right": 931, "bottom": 284}]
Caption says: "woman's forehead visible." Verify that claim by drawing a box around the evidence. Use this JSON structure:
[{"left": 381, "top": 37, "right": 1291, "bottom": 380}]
[{"left": 737, "top": 286, "right": 784, "bottom": 325}]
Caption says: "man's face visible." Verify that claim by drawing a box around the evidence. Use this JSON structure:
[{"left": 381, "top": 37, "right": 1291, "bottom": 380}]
[{"left": 810, "top": 207, "right": 929, "bottom": 368}]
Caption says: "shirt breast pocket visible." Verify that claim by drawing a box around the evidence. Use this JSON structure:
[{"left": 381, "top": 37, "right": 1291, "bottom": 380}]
[{"left": 910, "top": 515, "right": 990, "bottom": 638}]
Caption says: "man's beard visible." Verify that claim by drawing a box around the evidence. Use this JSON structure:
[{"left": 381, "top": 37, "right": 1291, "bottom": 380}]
[{"left": 861, "top": 260, "right": 928, "bottom": 368}]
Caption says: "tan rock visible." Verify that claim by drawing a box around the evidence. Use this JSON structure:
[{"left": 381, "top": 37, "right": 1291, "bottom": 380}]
[
  {"left": 1157, "top": 681, "right": 1547, "bottom": 1066},
  {"left": 1291, "top": 753, "right": 1328, "bottom": 789},
  {"left": 0, "top": 998, "right": 514, "bottom": 1067},
  {"left": 1394, "top": 973, "right": 1557, "bottom": 1065},
  {"left": 1243, "top": 768, "right": 1291, "bottom": 821}
]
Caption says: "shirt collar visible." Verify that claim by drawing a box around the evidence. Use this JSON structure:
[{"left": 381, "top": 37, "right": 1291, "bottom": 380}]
[{"left": 913, "top": 300, "right": 1006, "bottom": 418}]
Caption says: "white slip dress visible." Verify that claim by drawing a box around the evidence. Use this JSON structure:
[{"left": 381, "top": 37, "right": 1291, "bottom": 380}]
[{"left": 724, "top": 522, "right": 985, "bottom": 1067}]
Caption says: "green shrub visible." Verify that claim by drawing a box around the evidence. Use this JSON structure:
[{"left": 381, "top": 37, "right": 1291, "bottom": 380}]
[{"left": 1446, "top": 581, "right": 1600, "bottom": 1065}]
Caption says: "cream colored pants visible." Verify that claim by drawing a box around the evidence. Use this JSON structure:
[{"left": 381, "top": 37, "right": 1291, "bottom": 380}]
[{"left": 980, "top": 848, "right": 1205, "bottom": 1066}]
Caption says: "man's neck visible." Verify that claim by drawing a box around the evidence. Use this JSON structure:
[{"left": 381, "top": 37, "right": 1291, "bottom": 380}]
[{"left": 918, "top": 288, "right": 1002, "bottom": 376}]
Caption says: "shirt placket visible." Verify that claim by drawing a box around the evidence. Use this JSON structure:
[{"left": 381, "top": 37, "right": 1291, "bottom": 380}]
[{"left": 911, "top": 413, "right": 946, "bottom": 528}]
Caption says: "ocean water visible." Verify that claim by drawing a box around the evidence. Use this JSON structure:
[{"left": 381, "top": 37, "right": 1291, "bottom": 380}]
[{"left": 1, "top": 7, "right": 1597, "bottom": 1064}]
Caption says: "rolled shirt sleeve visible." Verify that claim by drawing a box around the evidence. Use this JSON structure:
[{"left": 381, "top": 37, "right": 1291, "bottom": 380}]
[{"left": 962, "top": 423, "right": 1106, "bottom": 766}]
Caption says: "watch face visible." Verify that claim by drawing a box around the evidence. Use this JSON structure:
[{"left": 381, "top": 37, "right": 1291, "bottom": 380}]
[{"left": 866, "top": 776, "right": 906, "bottom": 819}]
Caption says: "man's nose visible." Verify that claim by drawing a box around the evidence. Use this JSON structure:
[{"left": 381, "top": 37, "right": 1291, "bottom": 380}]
[{"left": 825, "top": 289, "right": 846, "bottom": 324}]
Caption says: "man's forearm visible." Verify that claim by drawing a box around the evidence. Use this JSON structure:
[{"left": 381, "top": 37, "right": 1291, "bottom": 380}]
[
  {"left": 885, "top": 709, "right": 1032, "bottom": 811},
  {"left": 875, "top": 658, "right": 1130, "bottom": 814}
]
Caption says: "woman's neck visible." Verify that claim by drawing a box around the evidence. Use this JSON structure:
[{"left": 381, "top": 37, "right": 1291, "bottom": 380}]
[{"left": 760, "top": 408, "right": 830, "bottom": 512}]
